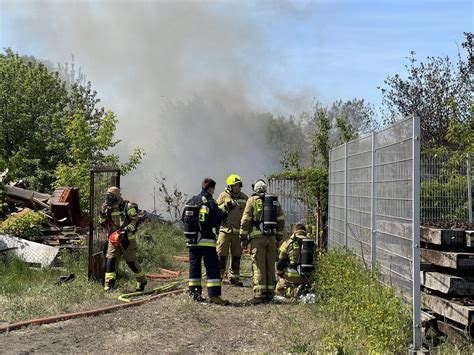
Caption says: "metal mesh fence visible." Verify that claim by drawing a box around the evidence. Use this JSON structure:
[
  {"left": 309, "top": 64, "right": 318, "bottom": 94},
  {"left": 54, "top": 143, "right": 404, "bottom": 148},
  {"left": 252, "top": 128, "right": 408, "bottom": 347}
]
[
  {"left": 88, "top": 168, "right": 120, "bottom": 280},
  {"left": 268, "top": 179, "right": 306, "bottom": 229},
  {"left": 421, "top": 153, "right": 473, "bottom": 226},
  {"left": 328, "top": 116, "right": 421, "bottom": 349}
]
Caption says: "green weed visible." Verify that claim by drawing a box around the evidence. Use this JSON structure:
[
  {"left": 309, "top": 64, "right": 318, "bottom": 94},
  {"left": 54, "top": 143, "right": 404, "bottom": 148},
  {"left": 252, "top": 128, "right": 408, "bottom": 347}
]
[
  {"left": 0, "top": 221, "right": 187, "bottom": 323},
  {"left": 312, "top": 248, "right": 412, "bottom": 353}
]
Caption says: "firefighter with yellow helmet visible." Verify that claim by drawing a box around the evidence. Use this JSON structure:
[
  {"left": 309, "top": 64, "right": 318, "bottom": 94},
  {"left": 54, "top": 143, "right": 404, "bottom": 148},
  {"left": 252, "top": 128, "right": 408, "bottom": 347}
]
[
  {"left": 216, "top": 174, "right": 248, "bottom": 286},
  {"left": 99, "top": 186, "right": 146, "bottom": 292},
  {"left": 240, "top": 179, "right": 285, "bottom": 304}
]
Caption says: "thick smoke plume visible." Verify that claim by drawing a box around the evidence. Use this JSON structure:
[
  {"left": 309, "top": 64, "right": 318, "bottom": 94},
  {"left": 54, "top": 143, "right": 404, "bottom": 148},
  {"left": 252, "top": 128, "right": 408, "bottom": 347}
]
[{"left": 2, "top": 0, "right": 313, "bottom": 209}]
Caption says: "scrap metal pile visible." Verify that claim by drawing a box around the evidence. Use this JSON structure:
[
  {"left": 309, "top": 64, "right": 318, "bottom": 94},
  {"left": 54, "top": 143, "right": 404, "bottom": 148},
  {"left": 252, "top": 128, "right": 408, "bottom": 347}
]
[{"left": 0, "top": 184, "right": 87, "bottom": 266}]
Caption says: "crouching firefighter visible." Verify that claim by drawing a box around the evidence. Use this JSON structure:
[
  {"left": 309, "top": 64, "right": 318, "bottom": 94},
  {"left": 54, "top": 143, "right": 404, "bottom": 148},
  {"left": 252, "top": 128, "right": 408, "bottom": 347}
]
[
  {"left": 99, "top": 186, "right": 146, "bottom": 292},
  {"left": 216, "top": 174, "right": 248, "bottom": 286},
  {"left": 182, "top": 178, "right": 229, "bottom": 305},
  {"left": 276, "top": 224, "right": 315, "bottom": 298},
  {"left": 240, "top": 179, "right": 285, "bottom": 304}
]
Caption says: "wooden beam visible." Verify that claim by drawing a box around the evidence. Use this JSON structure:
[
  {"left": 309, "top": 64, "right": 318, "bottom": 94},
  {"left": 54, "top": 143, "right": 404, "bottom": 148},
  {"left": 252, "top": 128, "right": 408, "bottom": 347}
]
[
  {"left": 436, "top": 320, "right": 473, "bottom": 345},
  {"left": 466, "top": 230, "right": 474, "bottom": 248},
  {"left": 423, "top": 293, "right": 474, "bottom": 327},
  {"left": 421, "top": 271, "right": 474, "bottom": 296},
  {"left": 420, "top": 226, "right": 465, "bottom": 247},
  {"left": 421, "top": 249, "right": 474, "bottom": 270}
]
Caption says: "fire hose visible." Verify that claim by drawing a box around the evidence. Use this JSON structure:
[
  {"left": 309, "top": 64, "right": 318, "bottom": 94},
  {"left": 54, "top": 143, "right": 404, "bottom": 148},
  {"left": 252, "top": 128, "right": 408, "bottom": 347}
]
[{"left": 0, "top": 267, "right": 185, "bottom": 333}]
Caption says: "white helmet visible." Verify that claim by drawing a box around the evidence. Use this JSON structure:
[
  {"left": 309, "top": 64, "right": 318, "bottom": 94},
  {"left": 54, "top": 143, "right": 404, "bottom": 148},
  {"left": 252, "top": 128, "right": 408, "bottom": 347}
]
[{"left": 252, "top": 179, "right": 267, "bottom": 193}]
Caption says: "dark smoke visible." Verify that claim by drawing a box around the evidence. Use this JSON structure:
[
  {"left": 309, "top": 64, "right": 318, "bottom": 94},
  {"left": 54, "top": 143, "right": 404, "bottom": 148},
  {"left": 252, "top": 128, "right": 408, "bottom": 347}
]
[{"left": 2, "top": 0, "right": 314, "bottom": 208}]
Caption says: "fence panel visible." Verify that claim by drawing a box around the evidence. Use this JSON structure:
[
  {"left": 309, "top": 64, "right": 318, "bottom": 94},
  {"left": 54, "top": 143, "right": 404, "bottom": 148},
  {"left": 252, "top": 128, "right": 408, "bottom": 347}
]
[
  {"left": 421, "top": 153, "right": 473, "bottom": 226},
  {"left": 328, "top": 116, "right": 421, "bottom": 350},
  {"left": 268, "top": 179, "right": 306, "bottom": 229}
]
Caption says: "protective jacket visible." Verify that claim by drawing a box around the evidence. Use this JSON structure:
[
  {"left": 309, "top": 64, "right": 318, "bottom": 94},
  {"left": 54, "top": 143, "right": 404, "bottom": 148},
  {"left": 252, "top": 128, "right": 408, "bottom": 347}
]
[
  {"left": 186, "top": 190, "right": 222, "bottom": 247},
  {"left": 99, "top": 199, "right": 140, "bottom": 240},
  {"left": 239, "top": 193, "right": 285, "bottom": 240},
  {"left": 276, "top": 230, "right": 309, "bottom": 283},
  {"left": 217, "top": 189, "right": 248, "bottom": 234},
  {"left": 186, "top": 190, "right": 223, "bottom": 299}
]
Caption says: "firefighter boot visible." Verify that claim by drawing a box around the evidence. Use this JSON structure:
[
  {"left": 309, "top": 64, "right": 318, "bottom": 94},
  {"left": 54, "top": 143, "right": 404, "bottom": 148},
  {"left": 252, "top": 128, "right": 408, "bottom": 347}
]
[
  {"left": 246, "top": 297, "right": 263, "bottom": 305},
  {"left": 135, "top": 279, "right": 147, "bottom": 292},
  {"left": 230, "top": 277, "right": 244, "bottom": 287},
  {"left": 209, "top": 296, "right": 230, "bottom": 306},
  {"left": 104, "top": 278, "right": 116, "bottom": 292}
]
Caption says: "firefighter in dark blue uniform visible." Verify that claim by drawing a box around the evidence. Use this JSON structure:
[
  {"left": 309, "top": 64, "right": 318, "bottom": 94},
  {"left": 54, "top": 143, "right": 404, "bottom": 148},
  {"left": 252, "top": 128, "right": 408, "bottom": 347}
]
[{"left": 185, "top": 178, "right": 229, "bottom": 305}]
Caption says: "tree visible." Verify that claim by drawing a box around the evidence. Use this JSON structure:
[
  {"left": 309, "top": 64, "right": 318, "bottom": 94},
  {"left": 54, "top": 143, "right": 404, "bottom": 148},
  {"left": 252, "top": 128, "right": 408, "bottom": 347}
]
[
  {"left": 0, "top": 49, "right": 70, "bottom": 190},
  {"left": 0, "top": 49, "right": 144, "bottom": 213},
  {"left": 55, "top": 111, "right": 144, "bottom": 212},
  {"left": 311, "top": 109, "right": 331, "bottom": 168},
  {"left": 379, "top": 32, "right": 472, "bottom": 149}
]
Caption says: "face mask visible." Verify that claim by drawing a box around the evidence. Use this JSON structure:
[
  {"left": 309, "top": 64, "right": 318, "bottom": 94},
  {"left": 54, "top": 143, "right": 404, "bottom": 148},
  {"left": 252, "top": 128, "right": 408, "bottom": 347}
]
[
  {"left": 231, "top": 184, "right": 241, "bottom": 194},
  {"left": 105, "top": 193, "right": 115, "bottom": 205}
]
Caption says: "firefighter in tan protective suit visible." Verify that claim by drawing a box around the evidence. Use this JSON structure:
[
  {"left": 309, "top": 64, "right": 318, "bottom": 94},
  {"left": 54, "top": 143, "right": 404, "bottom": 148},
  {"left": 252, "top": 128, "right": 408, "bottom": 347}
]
[
  {"left": 216, "top": 174, "right": 248, "bottom": 286},
  {"left": 276, "top": 224, "right": 314, "bottom": 298},
  {"left": 239, "top": 179, "right": 285, "bottom": 304},
  {"left": 99, "top": 186, "right": 146, "bottom": 292}
]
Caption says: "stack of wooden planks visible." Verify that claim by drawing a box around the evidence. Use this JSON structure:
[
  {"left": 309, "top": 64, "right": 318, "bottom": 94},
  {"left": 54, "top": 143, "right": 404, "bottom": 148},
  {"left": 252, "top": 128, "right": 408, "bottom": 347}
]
[{"left": 420, "top": 226, "right": 474, "bottom": 343}]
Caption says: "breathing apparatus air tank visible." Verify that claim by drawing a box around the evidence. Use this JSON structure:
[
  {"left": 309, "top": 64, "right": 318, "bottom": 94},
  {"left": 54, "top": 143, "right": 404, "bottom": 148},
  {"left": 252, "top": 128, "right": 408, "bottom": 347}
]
[
  {"left": 263, "top": 194, "right": 278, "bottom": 234},
  {"left": 182, "top": 204, "right": 200, "bottom": 243},
  {"left": 298, "top": 238, "right": 315, "bottom": 275}
]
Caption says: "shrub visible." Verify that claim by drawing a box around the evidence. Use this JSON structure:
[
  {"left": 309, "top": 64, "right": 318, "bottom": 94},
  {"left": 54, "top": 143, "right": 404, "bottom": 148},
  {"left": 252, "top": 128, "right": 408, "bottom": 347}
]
[
  {"left": 0, "top": 208, "right": 47, "bottom": 239},
  {"left": 313, "top": 248, "right": 412, "bottom": 352}
]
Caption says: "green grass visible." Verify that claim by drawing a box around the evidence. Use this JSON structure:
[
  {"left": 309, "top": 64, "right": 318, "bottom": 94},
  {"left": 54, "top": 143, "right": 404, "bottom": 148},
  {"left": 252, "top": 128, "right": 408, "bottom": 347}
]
[
  {"left": 312, "top": 248, "right": 412, "bottom": 353},
  {"left": 0, "top": 221, "right": 187, "bottom": 323}
]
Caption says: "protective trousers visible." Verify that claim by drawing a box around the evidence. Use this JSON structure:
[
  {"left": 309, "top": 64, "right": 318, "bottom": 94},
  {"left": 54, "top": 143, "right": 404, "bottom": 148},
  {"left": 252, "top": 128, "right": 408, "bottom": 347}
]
[
  {"left": 276, "top": 277, "right": 309, "bottom": 298},
  {"left": 105, "top": 239, "right": 146, "bottom": 284},
  {"left": 188, "top": 245, "right": 222, "bottom": 298},
  {"left": 250, "top": 235, "right": 277, "bottom": 299},
  {"left": 216, "top": 232, "right": 242, "bottom": 280}
]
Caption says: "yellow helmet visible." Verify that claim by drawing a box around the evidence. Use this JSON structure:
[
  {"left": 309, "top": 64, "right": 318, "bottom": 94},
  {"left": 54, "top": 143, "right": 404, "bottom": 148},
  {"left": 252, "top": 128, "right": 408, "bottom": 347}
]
[{"left": 226, "top": 174, "right": 242, "bottom": 187}]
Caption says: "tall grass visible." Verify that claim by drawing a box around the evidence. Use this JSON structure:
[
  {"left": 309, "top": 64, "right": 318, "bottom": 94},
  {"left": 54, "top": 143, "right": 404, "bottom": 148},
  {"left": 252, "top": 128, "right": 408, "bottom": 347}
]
[
  {"left": 0, "top": 221, "right": 187, "bottom": 323},
  {"left": 312, "top": 248, "right": 412, "bottom": 353}
]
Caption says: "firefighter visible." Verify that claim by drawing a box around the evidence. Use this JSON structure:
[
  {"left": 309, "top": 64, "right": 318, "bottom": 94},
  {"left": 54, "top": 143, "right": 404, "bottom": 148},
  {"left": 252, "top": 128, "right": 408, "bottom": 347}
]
[
  {"left": 99, "top": 186, "right": 146, "bottom": 292},
  {"left": 216, "top": 174, "right": 248, "bottom": 286},
  {"left": 240, "top": 179, "right": 285, "bottom": 304},
  {"left": 276, "top": 224, "right": 314, "bottom": 298},
  {"left": 184, "top": 178, "right": 228, "bottom": 305}
]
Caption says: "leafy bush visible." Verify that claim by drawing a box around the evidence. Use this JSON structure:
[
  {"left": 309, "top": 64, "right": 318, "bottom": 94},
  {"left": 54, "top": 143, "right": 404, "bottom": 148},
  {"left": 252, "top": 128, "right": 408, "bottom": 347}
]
[
  {"left": 136, "top": 221, "right": 187, "bottom": 271},
  {"left": 0, "top": 208, "right": 47, "bottom": 239},
  {"left": 313, "top": 248, "right": 411, "bottom": 352}
]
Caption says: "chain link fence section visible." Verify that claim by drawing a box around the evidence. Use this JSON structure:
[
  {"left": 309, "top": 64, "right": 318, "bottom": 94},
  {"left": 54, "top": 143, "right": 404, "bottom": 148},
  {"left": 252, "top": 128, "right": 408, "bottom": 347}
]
[
  {"left": 88, "top": 168, "right": 120, "bottom": 280},
  {"left": 328, "top": 116, "right": 421, "bottom": 350},
  {"left": 421, "top": 153, "right": 473, "bottom": 226},
  {"left": 268, "top": 178, "right": 306, "bottom": 231}
]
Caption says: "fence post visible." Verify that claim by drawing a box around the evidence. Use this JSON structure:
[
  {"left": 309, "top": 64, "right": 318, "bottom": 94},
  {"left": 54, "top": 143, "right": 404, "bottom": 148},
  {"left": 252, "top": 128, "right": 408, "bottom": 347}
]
[
  {"left": 467, "top": 153, "right": 473, "bottom": 223},
  {"left": 371, "top": 132, "right": 376, "bottom": 271},
  {"left": 411, "top": 116, "right": 421, "bottom": 351},
  {"left": 88, "top": 170, "right": 94, "bottom": 280},
  {"left": 344, "top": 143, "right": 348, "bottom": 248}
]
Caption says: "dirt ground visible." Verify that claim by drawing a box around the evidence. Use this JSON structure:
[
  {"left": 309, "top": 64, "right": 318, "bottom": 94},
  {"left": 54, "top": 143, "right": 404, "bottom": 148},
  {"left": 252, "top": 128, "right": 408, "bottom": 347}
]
[{"left": 0, "top": 279, "right": 324, "bottom": 353}]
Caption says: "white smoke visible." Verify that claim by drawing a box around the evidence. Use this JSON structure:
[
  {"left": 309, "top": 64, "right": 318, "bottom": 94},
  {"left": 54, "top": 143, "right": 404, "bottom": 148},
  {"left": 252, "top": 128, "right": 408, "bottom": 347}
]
[{"left": 1, "top": 0, "right": 315, "bottom": 209}]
